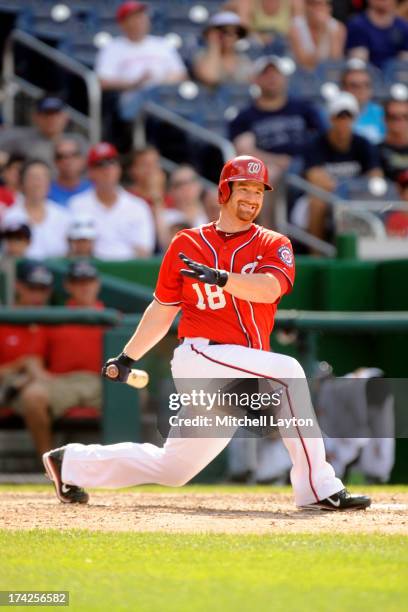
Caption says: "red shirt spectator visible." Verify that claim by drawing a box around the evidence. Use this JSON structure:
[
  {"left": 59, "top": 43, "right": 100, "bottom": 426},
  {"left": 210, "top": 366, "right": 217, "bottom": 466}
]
[
  {"left": 0, "top": 324, "right": 47, "bottom": 367},
  {"left": 46, "top": 260, "right": 105, "bottom": 374}
]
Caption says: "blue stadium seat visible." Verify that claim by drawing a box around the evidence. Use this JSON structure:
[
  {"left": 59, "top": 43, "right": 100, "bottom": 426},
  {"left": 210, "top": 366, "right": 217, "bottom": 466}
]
[
  {"left": 216, "top": 83, "right": 252, "bottom": 112},
  {"left": 288, "top": 68, "right": 322, "bottom": 102},
  {"left": 146, "top": 83, "right": 218, "bottom": 124}
]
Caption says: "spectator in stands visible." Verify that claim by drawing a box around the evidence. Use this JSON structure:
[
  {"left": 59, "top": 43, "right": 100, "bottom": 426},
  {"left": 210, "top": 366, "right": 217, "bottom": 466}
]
[
  {"left": 340, "top": 60, "right": 385, "bottom": 144},
  {"left": 379, "top": 98, "right": 408, "bottom": 181},
  {"left": 126, "top": 146, "right": 170, "bottom": 251},
  {"left": 0, "top": 96, "right": 76, "bottom": 167},
  {"left": 0, "top": 261, "right": 52, "bottom": 452},
  {"left": 14, "top": 260, "right": 104, "bottom": 458},
  {"left": 167, "top": 166, "right": 208, "bottom": 228},
  {"left": 14, "top": 260, "right": 53, "bottom": 307},
  {"left": 69, "top": 143, "right": 155, "bottom": 260},
  {"left": 67, "top": 216, "right": 97, "bottom": 259},
  {"left": 2, "top": 160, "right": 69, "bottom": 259},
  {"left": 293, "top": 92, "right": 382, "bottom": 242},
  {"left": 126, "top": 146, "right": 170, "bottom": 207},
  {"left": 0, "top": 153, "right": 25, "bottom": 208},
  {"left": 48, "top": 136, "right": 91, "bottom": 207},
  {"left": 202, "top": 188, "right": 220, "bottom": 222},
  {"left": 288, "top": 0, "right": 346, "bottom": 70},
  {"left": 236, "top": 0, "right": 303, "bottom": 40},
  {"left": 95, "top": 1, "right": 186, "bottom": 93},
  {"left": 346, "top": 0, "right": 408, "bottom": 68},
  {"left": 1, "top": 221, "right": 31, "bottom": 258},
  {"left": 331, "top": 0, "right": 369, "bottom": 24},
  {"left": 192, "top": 11, "right": 252, "bottom": 86},
  {"left": 229, "top": 55, "right": 325, "bottom": 182},
  {"left": 63, "top": 260, "right": 102, "bottom": 308},
  {"left": 155, "top": 165, "right": 209, "bottom": 249},
  {"left": 384, "top": 169, "right": 408, "bottom": 236}
]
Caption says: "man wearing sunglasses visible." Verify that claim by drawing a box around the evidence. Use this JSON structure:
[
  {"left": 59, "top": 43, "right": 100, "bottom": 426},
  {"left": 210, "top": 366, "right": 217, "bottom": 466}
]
[
  {"left": 69, "top": 142, "right": 155, "bottom": 260},
  {"left": 48, "top": 136, "right": 92, "bottom": 207},
  {"left": 379, "top": 99, "right": 408, "bottom": 182}
]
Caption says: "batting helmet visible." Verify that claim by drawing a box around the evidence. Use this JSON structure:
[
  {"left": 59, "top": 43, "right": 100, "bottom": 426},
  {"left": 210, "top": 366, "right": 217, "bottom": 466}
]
[{"left": 218, "top": 155, "right": 273, "bottom": 204}]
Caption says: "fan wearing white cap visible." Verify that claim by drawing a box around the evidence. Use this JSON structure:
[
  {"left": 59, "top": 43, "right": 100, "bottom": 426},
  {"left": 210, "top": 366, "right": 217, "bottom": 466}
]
[
  {"left": 192, "top": 11, "right": 253, "bottom": 86},
  {"left": 67, "top": 216, "right": 97, "bottom": 259},
  {"left": 291, "top": 91, "right": 383, "bottom": 245}
]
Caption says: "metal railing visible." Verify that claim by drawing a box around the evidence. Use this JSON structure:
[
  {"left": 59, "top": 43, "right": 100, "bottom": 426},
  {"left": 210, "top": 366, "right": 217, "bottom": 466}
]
[
  {"left": 279, "top": 173, "right": 408, "bottom": 255},
  {"left": 2, "top": 29, "right": 102, "bottom": 143},
  {"left": 134, "top": 100, "right": 236, "bottom": 164}
]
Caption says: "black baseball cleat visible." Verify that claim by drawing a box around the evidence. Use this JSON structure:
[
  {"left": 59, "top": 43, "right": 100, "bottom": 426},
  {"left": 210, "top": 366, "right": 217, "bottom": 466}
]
[
  {"left": 301, "top": 488, "right": 371, "bottom": 511},
  {"left": 43, "top": 447, "right": 89, "bottom": 504}
]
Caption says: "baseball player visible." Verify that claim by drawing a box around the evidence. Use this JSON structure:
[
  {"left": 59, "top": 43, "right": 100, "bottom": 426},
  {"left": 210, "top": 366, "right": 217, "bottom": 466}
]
[{"left": 43, "top": 155, "right": 371, "bottom": 511}]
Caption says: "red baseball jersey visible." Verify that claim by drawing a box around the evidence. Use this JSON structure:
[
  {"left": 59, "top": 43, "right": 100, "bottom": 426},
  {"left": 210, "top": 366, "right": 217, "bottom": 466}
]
[
  {"left": 154, "top": 222, "right": 295, "bottom": 350},
  {"left": 0, "top": 324, "right": 47, "bottom": 365}
]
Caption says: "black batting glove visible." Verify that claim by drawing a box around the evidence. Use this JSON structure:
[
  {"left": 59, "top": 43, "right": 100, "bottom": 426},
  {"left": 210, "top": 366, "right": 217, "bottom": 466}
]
[
  {"left": 101, "top": 352, "right": 134, "bottom": 383},
  {"left": 179, "top": 252, "right": 229, "bottom": 287}
]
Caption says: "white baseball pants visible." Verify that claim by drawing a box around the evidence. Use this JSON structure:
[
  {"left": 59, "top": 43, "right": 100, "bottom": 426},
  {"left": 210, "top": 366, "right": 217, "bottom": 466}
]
[{"left": 62, "top": 339, "right": 344, "bottom": 506}]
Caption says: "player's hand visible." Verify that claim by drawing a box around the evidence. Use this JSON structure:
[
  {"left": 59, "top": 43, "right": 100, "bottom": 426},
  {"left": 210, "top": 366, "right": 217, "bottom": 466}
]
[
  {"left": 101, "top": 352, "right": 135, "bottom": 383},
  {"left": 179, "top": 252, "right": 229, "bottom": 287}
]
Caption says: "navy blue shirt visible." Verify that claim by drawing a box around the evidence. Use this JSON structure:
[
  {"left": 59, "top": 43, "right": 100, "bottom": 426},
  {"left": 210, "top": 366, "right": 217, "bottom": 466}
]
[
  {"left": 228, "top": 99, "right": 325, "bottom": 156},
  {"left": 303, "top": 132, "right": 380, "bottom": 179},
  {"left": 346, "top": 13, "right": 408, "bottom": 68}
]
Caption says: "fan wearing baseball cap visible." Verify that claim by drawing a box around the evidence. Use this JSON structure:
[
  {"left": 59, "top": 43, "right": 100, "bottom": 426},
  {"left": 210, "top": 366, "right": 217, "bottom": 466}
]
[
  {"left": 1, "top": 221, "right": 32, "bottom": 258},
  {"left": 0, "top": 260, "right": 53, "bottom": 454},
  {"left": 10, "top": 260, "right": 104, "bottom": 459},
  {"left": 0, "top": 95, "right": 86, "bottom": 167},
  {"left": 95, "top": 1, "right": 186, "bottom": 94},
  {"left": 69, "top": 142, "right": 155, "bottom": 260},
  {"left": 67, "top": 215, "right": 97, "bottom": 258},
  {"left": 292, "top": 92, "right": 383, "bottom": 247}
]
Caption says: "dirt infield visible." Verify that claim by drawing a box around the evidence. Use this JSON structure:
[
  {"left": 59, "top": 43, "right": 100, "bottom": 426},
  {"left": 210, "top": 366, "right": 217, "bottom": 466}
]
[{"left": 1, "top": 490, "right": 407, "bottom": 534}]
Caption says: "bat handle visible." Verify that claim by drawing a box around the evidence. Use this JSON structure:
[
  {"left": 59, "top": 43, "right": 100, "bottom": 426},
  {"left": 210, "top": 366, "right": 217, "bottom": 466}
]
[
  {"left": 105, "top": 364, "right": 149, "bottom": 389},
  {"left": 106, "top": 364, "right": 120, "bottom": 379}
]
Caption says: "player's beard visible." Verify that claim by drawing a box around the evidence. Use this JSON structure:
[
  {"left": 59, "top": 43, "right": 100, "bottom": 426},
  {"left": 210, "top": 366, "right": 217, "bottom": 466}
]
[{"left": 236, "top": 203, "right": 259, "bottom": 222}]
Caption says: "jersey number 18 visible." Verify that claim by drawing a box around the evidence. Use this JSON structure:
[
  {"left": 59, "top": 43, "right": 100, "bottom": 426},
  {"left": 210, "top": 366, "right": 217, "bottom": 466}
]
[{"left": 192, "top": 283, "right": 226, "bottom": 310}]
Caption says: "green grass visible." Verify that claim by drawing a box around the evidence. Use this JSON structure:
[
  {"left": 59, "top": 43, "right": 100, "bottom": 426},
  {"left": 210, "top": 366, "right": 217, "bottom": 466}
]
[
  {"left": 1, "top": 486, "right": 407, "bottom": 611},
  {"left": 0, "top": 531, "right": 407, "bottom": 612}
]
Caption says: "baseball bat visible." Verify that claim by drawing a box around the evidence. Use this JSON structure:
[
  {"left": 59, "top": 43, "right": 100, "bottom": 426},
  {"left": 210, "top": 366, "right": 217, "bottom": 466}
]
[{"left": 105, "top": 364, "right": 149, "bottom": 389}]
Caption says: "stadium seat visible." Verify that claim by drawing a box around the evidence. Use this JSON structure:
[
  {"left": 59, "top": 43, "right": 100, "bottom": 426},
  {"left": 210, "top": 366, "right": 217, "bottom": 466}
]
[
  {"left": 146, "top": 83, "right": 219, "bottom": 125},
  {"left": 288, "top": 68, "right": 322, "bottom": 102}
]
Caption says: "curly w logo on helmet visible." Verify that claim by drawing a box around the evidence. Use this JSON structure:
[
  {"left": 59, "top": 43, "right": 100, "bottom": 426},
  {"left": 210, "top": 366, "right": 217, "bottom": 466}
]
[{"left": 247, "top": 161, "right": 261, "bottom": 174}]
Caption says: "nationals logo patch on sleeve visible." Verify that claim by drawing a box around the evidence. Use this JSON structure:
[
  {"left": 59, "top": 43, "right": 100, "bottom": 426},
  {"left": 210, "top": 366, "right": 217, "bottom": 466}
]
[{"left": 277, "top": 245, "right": 294, "bottom": 267}]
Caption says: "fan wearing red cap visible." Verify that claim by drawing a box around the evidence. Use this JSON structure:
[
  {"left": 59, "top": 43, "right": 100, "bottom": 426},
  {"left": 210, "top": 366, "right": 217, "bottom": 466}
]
[
  {"left": 95, "top": 1, "right": 186, "bottom": 93},
  {"left": 44, "top": 154, "right": 370, "bottom": 513},
  {"left": 68, "top": 142, "right": 155, "bottom": 260}
]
